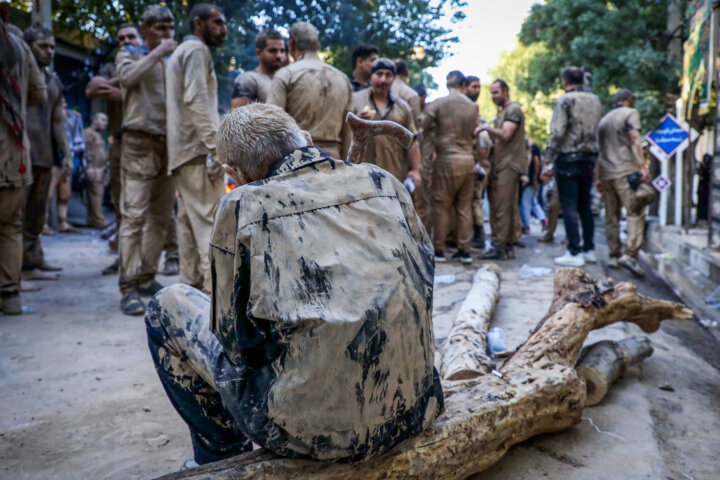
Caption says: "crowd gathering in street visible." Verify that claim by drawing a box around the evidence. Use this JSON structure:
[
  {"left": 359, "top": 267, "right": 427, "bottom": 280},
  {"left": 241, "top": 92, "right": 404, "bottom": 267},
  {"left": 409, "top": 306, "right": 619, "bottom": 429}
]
[{"left": 1, "top": 2, "right": 657, "bottom": 468}]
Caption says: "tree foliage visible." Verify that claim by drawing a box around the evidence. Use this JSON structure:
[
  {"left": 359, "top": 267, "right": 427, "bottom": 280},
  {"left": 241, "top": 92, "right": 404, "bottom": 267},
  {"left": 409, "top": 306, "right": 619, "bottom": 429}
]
[
  {"left": 517, "top": 0, "right": 679, "bottom": 133},
  {"left": 6, "top": 0, "right": 466, "bottom": 107}
]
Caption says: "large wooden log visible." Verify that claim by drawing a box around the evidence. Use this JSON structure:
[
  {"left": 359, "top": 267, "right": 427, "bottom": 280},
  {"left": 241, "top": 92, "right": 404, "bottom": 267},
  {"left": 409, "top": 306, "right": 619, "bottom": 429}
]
[
  {"left": 440, "top": 264, "right": 501, "bottom": 380},
  {"left": 157, "top": 268, "right": 692, "bottom": 480},
  {"left": 576, "top": 336, "right": 654, "bottom": 406}
]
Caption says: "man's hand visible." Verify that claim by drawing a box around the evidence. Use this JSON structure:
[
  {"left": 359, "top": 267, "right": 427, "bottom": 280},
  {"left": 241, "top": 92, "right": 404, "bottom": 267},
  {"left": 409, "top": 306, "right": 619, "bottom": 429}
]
[
  {"left": 407, "top": 168, "right": 422, "bottom": 188},
  {"left": 520, "top": 174, "right": 529, "bottom": 187},
  {"left": 595, "top": 180, "right": 603, "bottom": 193},
  {"left": 152, "top": 38, "right": 178, "bottom": 58},
  {"left": 540, "top": 164, "right": 553, "bottom": 185},
  {"left": 207, "top": 158, "right": 224, "bottom": 182},
  {"left": 474, "top": 125, "right": 488, "bottom": 137},
  {"left": 640, "top": 166, "right": 649, "bottom": 182},
  {"left": 61, "top": 156, "right": 73, "bottom": 178}
]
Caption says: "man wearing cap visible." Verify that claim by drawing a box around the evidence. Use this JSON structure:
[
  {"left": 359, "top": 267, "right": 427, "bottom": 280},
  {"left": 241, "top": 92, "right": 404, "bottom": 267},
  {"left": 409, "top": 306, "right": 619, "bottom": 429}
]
[
  {"left": 230, "top": 28, "right": 286, "bottom": 108},
  {"left": 597, "top": 88, "right": 647, "bottom": 276},
  {"left": 348, "top": 58, "right": 421, "bottom": 187},
  {"left": 423, "top": 70, "right": 478, "bottom": 264},
  {"left": 545, "top": 67, "right": 603, "bottom": 267},
  {"left": 268, "top": 22, "right": 352, "bottom": 159}
]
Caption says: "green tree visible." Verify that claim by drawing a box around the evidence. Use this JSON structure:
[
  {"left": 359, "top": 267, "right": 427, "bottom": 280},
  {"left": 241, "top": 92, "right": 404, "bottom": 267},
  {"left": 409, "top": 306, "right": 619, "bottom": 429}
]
[
  {"left": 517, "top": 0, "right": 679, "bottom": 132},
  {"left": 5, "top": 0, "right": 465, "bottom": 107}
]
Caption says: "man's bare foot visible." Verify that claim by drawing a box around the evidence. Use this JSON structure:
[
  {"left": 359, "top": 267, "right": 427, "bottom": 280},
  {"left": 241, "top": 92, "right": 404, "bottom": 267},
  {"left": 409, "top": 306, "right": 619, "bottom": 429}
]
[
  {"left": 20, "top": 280, "right": 41, "bottom": 292},
  {"left": 39, "top": 260, "right": 62, "bottom": 272},
  {"left": 23, "top": 269, "right": 59, "bottom": 281},
  {"left": 42, "top": 224, "right": 54, "bottom": 235},
  {"left": 58, "top": 222, "right": 81, "bottom": 233}
]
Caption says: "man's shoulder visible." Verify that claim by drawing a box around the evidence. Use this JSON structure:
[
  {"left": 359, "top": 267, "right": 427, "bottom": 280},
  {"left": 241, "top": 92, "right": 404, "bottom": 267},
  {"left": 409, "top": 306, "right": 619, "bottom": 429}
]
[
  {"left": 352, "top": 87, "right": 371, "bottom": 103},
  {"left": 392, "top": 95, "right": 413, "bottom": 113},
  {"left": 174, "top": 38, "right": 208, "bottom": 60}
]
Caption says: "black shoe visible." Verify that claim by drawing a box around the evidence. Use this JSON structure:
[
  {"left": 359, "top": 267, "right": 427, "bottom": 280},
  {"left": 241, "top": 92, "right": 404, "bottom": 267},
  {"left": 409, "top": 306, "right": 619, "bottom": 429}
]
[
  {"left": 514, "top": 241, "right": 526, "bottom": 248},
  {"left": 505, "top": 246, "right": 516, "bottom": 259},
  {"left": 434, "top": 250, "right": 446, "bottom": 263},
  {"left": 138, "top": 280, "right": 164, "bottom": 297},
  {"left": 120, "top": 290, "right": 145, "bottom": 316},
  {"left": 39, "top": 260, "right": 62, "bottom": 272},
  {"left": 481, "top": 246, "right": 507, "bottom": 260},
  {"left": 471, "top": 225, "right": 485, "bottom": 250},
  {"left": 451, "top": 249, "right": 473, "bottom": 264},
  {"left": 102, "top": 257, "right": 119, "bottom": 275},
  {"left": 161, "top": 257, "right": 179, "bottom": 276}
]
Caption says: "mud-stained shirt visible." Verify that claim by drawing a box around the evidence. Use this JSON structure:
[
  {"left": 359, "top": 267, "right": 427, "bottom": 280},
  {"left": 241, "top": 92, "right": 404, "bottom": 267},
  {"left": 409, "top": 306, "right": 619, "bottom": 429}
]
[
  {"left": 166, "top": 36, "right": 219, "bottom": 172},
  {"left": 231, "top": 70, "right": 273, "bottom": 103},
  {"left": 597, "top": 106, "right": 643, "bottom": 181},
  {"left": 115, "top": 45, "right": 167, "bottom": 136},
  {"left": 546, "top": 88, "right": 603, "bottom": 162},
  {"left": 391, "top": 77, "right": 422, "bottom": 132},
  {"left": 268, "top": 52, "right": 353, "bottom": 157},
  {"left": 423, "top": 89, "right": 478, "bottom": 171},
  {"left": 0, "top": 30, "right": 46, "bottom": 188},
  {"left": 349, "top": 89, "right": 417, "bottom": 181},
  {"left": 209, "top": 146, "right": 443, "bottom": 462},
  {"left": 26, "top": 71, "right": 65, "bottom": 168},
  {"left": 490, "top": 101, "right": 527, "bottom": 175},
  {"left": 83, "top": 127, "right": 107, "bottom": 169}
]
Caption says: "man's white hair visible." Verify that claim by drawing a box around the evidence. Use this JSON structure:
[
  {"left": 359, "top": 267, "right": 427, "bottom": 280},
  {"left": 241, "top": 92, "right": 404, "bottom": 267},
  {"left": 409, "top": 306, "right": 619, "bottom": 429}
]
[{"left": 217, "top": 103, "right": 308, "bottom": 182}]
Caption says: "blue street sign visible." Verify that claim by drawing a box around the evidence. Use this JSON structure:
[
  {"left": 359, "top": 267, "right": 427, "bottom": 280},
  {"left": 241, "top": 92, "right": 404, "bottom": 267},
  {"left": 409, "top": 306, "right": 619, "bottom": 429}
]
[{"left": 647, "top": 114, "right": 689, "bottom": 157}]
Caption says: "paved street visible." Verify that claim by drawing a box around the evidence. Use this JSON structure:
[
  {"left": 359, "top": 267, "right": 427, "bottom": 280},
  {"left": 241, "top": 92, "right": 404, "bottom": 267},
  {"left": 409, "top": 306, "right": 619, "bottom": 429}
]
[{"left": 1, "top": 218, "right": 719, "bottom": 479}]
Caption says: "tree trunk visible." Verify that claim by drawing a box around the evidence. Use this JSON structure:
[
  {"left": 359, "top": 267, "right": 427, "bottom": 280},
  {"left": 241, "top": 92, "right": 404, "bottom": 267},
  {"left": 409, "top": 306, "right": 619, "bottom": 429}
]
[
  {"left": 440, "top": 264, "right": 500, "bottom": 381},
  {"left": 575, "top": 336, "right": 654, "bottom": 406},
  {"left": 157, "top": 268, "right": 692, "bottom": 480}
]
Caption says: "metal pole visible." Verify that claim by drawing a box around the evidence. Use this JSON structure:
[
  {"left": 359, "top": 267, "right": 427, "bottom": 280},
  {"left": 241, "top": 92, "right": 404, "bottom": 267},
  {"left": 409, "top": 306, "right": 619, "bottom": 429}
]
[{"left": 675, "top": 100, "right": 683, "bottom": 226}]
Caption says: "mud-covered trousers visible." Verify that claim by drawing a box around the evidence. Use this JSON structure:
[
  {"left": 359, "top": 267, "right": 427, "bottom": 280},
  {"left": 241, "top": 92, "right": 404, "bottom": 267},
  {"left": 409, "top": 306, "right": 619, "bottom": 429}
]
[{"left": 145, "top": 284, "right": 252, "bottom": 464}]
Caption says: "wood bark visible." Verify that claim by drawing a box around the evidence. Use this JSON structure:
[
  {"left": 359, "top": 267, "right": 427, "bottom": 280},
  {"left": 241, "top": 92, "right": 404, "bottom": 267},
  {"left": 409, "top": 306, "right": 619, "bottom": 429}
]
[
  {"left": 157, "top": 268, "right": 692, "bottom": 480},
  {"left": 440, "top": 264, "right": 501, "bottom": 380},
  {"left": 576, "top": 336, "right": 654, "bottom": 406}
]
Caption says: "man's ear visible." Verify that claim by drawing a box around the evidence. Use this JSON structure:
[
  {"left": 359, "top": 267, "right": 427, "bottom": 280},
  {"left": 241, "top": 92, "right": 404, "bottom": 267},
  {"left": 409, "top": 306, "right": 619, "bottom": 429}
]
[{"left": 223, "top": 164, "right": 247, "bottom": 186}]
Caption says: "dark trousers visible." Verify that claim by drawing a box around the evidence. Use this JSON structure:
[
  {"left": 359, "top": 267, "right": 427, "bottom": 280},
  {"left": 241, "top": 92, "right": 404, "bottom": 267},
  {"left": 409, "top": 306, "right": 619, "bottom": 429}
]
[
  {"left": 22, "top": 165, "right": 53, "bottom": 269},
  {"left": 555, "top": 156, "right": 596, "bottom": 255}
]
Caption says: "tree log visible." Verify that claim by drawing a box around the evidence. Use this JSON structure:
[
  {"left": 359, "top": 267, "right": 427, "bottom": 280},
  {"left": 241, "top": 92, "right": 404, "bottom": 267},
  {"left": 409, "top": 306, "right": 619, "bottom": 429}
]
[
  {"left": 157, "top": 268, "right": 692, "bottom": 480},
  {"left": 575, "top": 336, "right": 654, "bottom": 406},
  {"left": 440, "top": 264, "right": 501, "bottom": 381}
]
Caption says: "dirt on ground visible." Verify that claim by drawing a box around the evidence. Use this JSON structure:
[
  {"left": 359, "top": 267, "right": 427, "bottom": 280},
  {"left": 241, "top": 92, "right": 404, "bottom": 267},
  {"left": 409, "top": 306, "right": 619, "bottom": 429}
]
[{"left": 1, "top": 225, "right": 719, "bottom": 480}]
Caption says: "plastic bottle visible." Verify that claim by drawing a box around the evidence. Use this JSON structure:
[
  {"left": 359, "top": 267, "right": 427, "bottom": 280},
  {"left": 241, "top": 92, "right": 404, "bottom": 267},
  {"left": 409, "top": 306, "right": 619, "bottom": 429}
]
[
  {"left": 487, "top": 327, "right": 506, "bottom": 355},
  {"left": 403, "top": 177, "right": 416, "bottom": 193}
]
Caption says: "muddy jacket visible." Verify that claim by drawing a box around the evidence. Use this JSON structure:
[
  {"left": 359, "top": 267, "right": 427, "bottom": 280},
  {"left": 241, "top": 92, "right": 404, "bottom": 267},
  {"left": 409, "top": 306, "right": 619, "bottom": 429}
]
[
  {"left": 423, "top": 89, "right": 478, "bottom": 171},
  {"left": 231, "top": 70, "right": 273, "bottom": 104},
  {"left": 209, "top": 145, "right": 443, "bottom": 461},
  {"left": 391, "top": 77, "right": 422, "bottom": 133},
  {"left": 546, "top": 88, "right": 603, "bottom": 163}
]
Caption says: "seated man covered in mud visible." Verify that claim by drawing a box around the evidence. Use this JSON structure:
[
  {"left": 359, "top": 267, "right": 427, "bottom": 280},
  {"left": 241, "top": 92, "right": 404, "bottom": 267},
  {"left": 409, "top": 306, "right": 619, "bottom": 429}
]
[{"left": 145, "top": 103, "right": 443, "bottom": 466}]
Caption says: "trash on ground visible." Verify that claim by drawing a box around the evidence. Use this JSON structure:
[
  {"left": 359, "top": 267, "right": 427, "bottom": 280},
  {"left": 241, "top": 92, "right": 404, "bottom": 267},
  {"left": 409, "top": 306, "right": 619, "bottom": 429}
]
[
  {"left": 658, "top": 383, "right": 675, "bottom": 392},
  {"left": 699, "top": 319, "right": 718, "bottom": 328},
  {"left": 487, "top": 327, "right": 506, "bottom": 355},
  {"left": 582, "top": 416, "right": 627, "bottom": 442},
  {"left": 519, "top": 264, "right": 553, "bottom": 278},
  {"left": 654, "top": 253, "right": 675, "bottom": 263},
  {"left": 434, "top": 274, "right": 455, "bottom": 285},
  {"left": 146, "top": 434, "right": 169, "bottom": 449}
]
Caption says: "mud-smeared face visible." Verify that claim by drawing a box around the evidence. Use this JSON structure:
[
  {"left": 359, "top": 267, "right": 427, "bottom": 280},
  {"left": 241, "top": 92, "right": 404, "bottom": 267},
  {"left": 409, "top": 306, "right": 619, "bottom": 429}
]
[
  {"left": 370, "top": 69, "right": 394, "bottom": 96},
  {"left": 31, "top": 34, "right": 55, "bottom": 66},
  {"left": 117, "top": 26, "right": 141, "bottom": 48},
  {"left": 258, "top": 38, "right": 286, "bottom": 73}
]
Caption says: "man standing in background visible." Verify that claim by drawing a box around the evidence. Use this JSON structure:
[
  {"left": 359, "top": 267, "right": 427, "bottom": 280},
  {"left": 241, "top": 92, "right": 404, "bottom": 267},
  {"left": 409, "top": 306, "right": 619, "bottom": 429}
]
[
  {"left": 546, "top": 67, "right": 603, "bottom": 267},
  {"left": 116, "top": 5, "right": 177, "bottom": 315},
  {"left": 22, "top": 23, "right": 71, "bottom": 280},
  {"left": 0, "top": 18, "right": 47, "bottom": 314},
  {"left": 391, "top": 59, "right": 422, "bottom": 131},
  {"left": 269, "top": 22, "right": 353, "bottom": 159},
  {"left": 83, "top": 112, "right": 109, "bottom": 229},
  {"left": 479, "top": 79, "right": 526, "bottom": 260},
  {"left": 349, "top": 44, "right": 378, "bottom": 92},
  {"left": 597, "top": 88, "right": 647, "bottom": 276},
  {"left": 166, "top": 3, "right": 227, "bottom": 295},
  {"left": 230, "top": 28, "right": 285, "bottom": 108}
]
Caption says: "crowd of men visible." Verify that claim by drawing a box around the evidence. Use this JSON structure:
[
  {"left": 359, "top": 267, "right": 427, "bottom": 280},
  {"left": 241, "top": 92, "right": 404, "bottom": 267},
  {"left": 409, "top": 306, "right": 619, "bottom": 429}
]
[{"left": 1, "top": 2, "right": 655, "bottom": 472}]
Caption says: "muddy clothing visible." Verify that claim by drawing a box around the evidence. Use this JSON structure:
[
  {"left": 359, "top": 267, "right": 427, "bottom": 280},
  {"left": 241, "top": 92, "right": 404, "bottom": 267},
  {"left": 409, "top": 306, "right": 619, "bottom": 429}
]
[
  {"left": 490, "top": 102, "right": 526, "bottom": 175},
  {"left": 391, "top": 77, "right": 422, "bottom": 130},
  {"left": 22, "top": 165, "right": 52, "bottom": 269},
  {"left": 115, "top": 45, "right": 167, "bottom": 136},
  {"left": 166, "top": 36, "right": 219, "bottom": 172},
  {"left": 546, "top": 88, "right": 603, "bottom": 163},
  {"left": 84, "top": 127, "right": 108, "bottom": 228},
  {"left": 349, "top": 73, "right": 369, "bottom": 92},
  {"left": 268, "top": 52, "right": 353, "bottom": 159},
  {"left": 83, "top": 128, "right": 107, "bottom": 170},
  {"left": 1, "top": 29, "right": 45, "bottom": 294},
  {"left": 149, "top": 145, "right": 442, "bottom": 463},
  {"left": 597, "top": 106, "right": 643, "bottom": 181},
  {"left": 231, "top": 70, "right": 273, "bottom": 104},
  {"left": 1, "top": 31, "right": 45, "bottom": 189},
  {"left": 601, "top": 176, "right": 645, "bottom": 259},
  {"left": 349, "top": 89, "right": 417, "bottom": 181},
  {"left": 423, "top": 90, "right": 478, "bottom": 251}
]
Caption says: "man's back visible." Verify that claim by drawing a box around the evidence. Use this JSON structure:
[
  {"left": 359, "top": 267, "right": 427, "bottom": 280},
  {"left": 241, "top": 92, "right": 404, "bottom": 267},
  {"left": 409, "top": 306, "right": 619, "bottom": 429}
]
[
  {"left": 268, "top": 53, "right": 352, "bottom": 157},
  {"left": 548, "top": 89, "right": 603, "bottom": 158},
  {"left": 425, "top": 90, "right": 476, "bottom": 161},
  {"left": 210, "top": 146, "right": 442, "bottom": 461},
  {"left": 597, "top": 105, "right": 642, "bottom": 180},
  {"left": 232, "top": 70, "right": 273, "bottom": 104}
]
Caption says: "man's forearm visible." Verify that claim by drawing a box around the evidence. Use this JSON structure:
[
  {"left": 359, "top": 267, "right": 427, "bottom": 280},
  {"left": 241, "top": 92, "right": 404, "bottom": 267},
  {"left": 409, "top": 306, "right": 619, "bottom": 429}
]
[
  {"left": 409, "top": 141, "right": 421, "bottom": 172},
  {"left": 117, "top": 52, "right": 162, "bottom": 89}
]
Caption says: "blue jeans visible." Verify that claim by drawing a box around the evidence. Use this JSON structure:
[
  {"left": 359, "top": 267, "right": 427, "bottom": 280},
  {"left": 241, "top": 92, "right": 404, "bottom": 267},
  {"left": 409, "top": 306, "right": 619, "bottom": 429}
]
[
  {"left": 555, "top": 155, "right": 596, "bottom": 255},
  {"left": 520, "top": 185, "right": 547, "bottom": 227}
]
